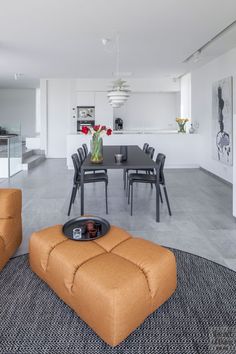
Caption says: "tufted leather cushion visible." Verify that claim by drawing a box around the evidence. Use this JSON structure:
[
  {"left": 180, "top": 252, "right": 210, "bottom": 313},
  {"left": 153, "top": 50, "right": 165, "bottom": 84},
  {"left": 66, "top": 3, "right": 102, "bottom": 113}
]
[
  {"left": 0, "top": 189, "right": 22, "bottom": 270},
  {"left": 0, "top": 188, "right": 22, "bottom": 219},
  {"left": 30, "top": 225, "right": 177, "bottom": 346}
]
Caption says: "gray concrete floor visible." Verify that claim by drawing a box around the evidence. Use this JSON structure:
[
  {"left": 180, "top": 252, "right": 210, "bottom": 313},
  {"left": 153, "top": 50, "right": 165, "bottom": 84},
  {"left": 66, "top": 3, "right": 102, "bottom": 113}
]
[{"left": 1, "top": 158, "right": 236, "bottom": 271}]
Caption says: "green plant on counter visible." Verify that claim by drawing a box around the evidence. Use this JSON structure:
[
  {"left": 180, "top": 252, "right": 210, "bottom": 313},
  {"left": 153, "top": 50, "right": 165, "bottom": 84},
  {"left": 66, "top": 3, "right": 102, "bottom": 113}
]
[{"left": 176, "top": 118, "right": 189, "bottom": 133}]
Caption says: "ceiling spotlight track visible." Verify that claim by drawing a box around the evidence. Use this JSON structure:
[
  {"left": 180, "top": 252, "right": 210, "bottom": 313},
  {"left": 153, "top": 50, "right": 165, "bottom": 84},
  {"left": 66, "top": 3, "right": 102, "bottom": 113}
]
[{"left": 184, "top": 19, "right": 236, "bottom": 63}]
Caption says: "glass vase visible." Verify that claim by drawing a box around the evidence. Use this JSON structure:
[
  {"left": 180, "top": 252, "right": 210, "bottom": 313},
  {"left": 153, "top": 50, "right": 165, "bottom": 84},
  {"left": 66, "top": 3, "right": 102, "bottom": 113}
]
[{"left": 90, "top": 136, "right": 103, "bottom": 163}]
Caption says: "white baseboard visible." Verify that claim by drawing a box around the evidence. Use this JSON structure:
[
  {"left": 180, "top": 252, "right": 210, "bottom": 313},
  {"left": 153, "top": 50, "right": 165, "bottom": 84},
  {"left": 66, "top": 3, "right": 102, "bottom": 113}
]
[{"left": 165, "top": 164, "right": 200, "bottom": 169}]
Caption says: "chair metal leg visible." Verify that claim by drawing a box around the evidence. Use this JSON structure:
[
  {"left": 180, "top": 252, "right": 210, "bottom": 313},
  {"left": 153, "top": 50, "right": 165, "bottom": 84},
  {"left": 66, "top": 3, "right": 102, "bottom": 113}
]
[
  {"left": 72, "top": 184, "right": 79, "bottom": 204},
  {"left": 130, "top": 183, "right": 133, "bottom": 216},
  {"left": 159, "top": 187, "right": 163, "bottom": 203},
  {"left": 163, "top": 185, "right": 172, "bottom": 216},
  {"left": 147, "top": 171, "right": 153, "bottom": 189},
  {"left": 68, "top": 185, "right": 77, "bottom": 216},
  {"left": 123, "top": 170, "right": 126, "bottom": 189},
  {"left": 126, "top": 171, "right": 129, "bottom": 196},
  {"left": 128, "top": 180, "right": 130, "bottom": 204},
  {"left": 80, "top": 169, "right": 84, "bottom": 215},
  {"left": 105, "top": 182, "right": 108, "bottom": 214}
]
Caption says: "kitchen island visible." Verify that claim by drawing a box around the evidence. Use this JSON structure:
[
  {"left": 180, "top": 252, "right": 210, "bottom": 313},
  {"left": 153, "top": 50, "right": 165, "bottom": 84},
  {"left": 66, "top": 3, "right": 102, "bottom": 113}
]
[{"left": 67, "top": 131, "right": 200, "bottom": 169}]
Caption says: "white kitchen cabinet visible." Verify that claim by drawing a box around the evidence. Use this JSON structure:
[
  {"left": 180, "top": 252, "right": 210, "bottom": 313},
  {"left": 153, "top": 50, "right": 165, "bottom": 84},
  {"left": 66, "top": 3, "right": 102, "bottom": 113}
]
[
  {"left": 95, "top": 92, "right": 113, "bottom": 127},
  {"left": 76, "top": 92, "right": 95, "bottom": 107}
]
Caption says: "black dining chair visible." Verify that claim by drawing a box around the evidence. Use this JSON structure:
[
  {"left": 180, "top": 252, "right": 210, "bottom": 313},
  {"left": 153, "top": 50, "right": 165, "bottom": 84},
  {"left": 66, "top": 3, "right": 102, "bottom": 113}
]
[
  {"left": 67, "top": 153, "right": 108, "bottom": 216},
  {"left": 135, "top": 143, "right": 150, "bottom": 173},
  {"left": 136, "top": 146, "right": 156, "bottom": 181},
  {"left": 142, "top": 146, "right": 155, "bottom": 169},
  {"left": 76, "top": 148, "right": 93, "bottom": 175},
  {"left": 77, "top": 147, "right": 85, "bottom": 162},
  {"left": 127, "top": 153, "right": 171, "bottom": 217},
  {"left": 124, "top": 146, "right": 155, "bottom": 190},
  {"left": 123, "top": 143, "right": 151, "bottom": 189},
  {"left": 82, "top": 143, "right": 89, "bottom": 158},
  {"left": 142, "top": 143, "right": 149, "bottom": 153}
]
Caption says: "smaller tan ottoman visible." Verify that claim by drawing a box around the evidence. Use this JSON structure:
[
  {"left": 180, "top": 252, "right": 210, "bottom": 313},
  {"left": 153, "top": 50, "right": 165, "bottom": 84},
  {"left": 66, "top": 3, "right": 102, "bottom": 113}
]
[
  {"left": 29, "top": 225, "right": 177, "bottom": 346},
  {"left": 0, "top": 188, "right": 22, "bottom": 271}
]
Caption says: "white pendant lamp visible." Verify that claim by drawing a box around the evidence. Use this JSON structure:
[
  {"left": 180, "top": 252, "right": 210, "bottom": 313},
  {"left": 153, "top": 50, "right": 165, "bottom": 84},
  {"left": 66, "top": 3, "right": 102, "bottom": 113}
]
[
  {"left": 107, "top": 35, "right": 130, "bottom": 108},
  {"left": 107, "top": 79, "right": 130, "bottom": 108}
]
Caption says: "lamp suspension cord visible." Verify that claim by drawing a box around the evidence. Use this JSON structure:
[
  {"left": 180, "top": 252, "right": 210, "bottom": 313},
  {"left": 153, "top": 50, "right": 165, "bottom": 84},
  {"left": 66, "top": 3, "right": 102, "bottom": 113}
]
[{"left": 116, "top": 34, "right": 120, "bottom": 78}]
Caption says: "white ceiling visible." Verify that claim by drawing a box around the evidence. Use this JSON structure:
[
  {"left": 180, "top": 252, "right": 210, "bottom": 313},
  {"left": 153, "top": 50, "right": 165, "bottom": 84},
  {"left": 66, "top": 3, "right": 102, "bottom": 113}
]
[{"left": 0, "top": 0, "right": 236, "bottom": 88}]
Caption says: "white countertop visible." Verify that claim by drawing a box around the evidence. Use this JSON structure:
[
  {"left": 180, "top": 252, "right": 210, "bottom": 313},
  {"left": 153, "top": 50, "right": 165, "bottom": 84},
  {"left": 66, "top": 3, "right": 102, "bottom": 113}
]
[
  {"left": 68, "top": 129, "right": 197, "bottom": 135},
  {"left": 112, "top": 129, "right": 178, "bottom": 134}
]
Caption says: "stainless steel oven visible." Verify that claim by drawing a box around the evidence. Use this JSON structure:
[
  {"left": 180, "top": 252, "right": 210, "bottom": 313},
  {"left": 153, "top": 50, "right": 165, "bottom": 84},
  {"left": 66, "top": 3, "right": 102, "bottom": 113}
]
[{"left": 77, "top": 120, "right": 95, "bottom": 131}]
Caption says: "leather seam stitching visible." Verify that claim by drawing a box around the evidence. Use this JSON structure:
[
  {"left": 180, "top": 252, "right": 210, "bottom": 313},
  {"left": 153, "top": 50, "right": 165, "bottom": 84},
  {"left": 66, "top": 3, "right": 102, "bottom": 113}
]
[
  {"left": 45, "top": 239, "right": 69, "bottom": 271},
  {"left": 91, "top": 241, "right": 108, "bottom": 252},
  {"left": 112, "top": 252, "right": 152, "bottom": 296},
  {"left": 108, "top": 236, "right": 132, "bottom": 253},
  {"left": 70, "top": 252, "right": 105, "bottom": 292},
  {"left": 93, "top": 236, "right": 131, "bottom": 253},
  {"left": 112, "top": 287, "right": 116, "bottom": 345},
  {"left": 0, "top": 234, "right": 5, "bottom": 249}
]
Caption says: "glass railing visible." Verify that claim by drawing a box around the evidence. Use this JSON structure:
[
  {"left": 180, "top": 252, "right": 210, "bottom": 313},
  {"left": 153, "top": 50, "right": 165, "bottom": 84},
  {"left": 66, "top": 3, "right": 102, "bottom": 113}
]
[
  {"left": 0, "top": 121, "right": 21, "bottom": 136},
  {"left": 0, "top": 122, "right": 22, "bottom": 178}
]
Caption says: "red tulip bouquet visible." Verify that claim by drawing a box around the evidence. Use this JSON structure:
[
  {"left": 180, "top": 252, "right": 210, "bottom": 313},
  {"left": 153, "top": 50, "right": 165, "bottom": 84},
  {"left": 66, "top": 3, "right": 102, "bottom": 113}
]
[{"left": 81, "top": 125, "right": 112, "bottom": 163}]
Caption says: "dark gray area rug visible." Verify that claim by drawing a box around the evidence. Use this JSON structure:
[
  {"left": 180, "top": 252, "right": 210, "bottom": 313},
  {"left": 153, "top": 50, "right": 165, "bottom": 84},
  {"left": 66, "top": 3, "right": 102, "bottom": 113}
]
[{"left": 0, "top": 249, "right": 236, "bottom": 354}]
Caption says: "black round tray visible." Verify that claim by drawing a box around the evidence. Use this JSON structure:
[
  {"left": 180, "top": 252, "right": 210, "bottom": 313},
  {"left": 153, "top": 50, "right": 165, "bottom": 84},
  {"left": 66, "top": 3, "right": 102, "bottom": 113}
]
[{"left": 62, "top": 216, "right": 110, "bottom": 241}]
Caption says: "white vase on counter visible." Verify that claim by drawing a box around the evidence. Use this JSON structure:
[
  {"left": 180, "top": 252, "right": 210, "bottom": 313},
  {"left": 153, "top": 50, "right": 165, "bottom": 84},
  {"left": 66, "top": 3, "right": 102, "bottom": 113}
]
[{"left": 189, "top": 124, "right": 195, "bottom": 134}]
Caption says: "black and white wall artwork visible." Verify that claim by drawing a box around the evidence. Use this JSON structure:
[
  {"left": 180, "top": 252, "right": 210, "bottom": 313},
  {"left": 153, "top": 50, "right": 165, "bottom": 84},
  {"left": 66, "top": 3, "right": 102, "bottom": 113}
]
[{"left": 212, "top": 76, "right": 233, "bottom": 165}]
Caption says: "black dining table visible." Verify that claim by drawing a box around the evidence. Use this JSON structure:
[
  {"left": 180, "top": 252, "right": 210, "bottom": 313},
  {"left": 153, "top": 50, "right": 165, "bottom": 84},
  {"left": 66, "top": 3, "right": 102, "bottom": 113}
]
[{"left": 80, "top": 145, "right": 160, "bottom": 222}]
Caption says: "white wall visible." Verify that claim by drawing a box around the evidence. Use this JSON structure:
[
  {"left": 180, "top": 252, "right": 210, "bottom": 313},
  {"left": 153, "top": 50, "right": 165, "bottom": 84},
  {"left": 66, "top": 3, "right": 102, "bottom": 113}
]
[
  {"left": 95, "top": 92, "right": 113, "bottom": 127},
  {"left": 180, "top": 73, "right": 191, "bottom": 118},
  {"left": 191, "top": 47, "right": 236, "bottom": 184},
  {"left": 40, "top": 78, "right": 180, "bottom": 157},
  {"left": 47, "top": 79, "right": 71, "bottom": 158},
  {"left": 75, "top": 78, "right": 180, "bottom": 130},
  {"left": 114, "top": 92, "right": 180, "bottom": 131},
  {"left": 40, "top": 80, "right": 48, "bottom": 152},
  {"left": 35, "top": 88, "right": 41, "bottom": 133},
  {"left": 75, "top": 78, "right": 180, "bottom": 92},
  {"left": 0, "top": 89, "right": 36, "bottom": 139}
]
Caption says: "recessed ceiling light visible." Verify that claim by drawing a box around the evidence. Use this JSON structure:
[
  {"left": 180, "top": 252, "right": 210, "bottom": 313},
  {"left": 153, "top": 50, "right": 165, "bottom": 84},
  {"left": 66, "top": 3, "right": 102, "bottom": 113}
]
[
  {"left": 14, "top": 73, "right": 24, "bottom": 80},
  {"left": 101, "top": 38, "right": 111, "bottom": 46}
]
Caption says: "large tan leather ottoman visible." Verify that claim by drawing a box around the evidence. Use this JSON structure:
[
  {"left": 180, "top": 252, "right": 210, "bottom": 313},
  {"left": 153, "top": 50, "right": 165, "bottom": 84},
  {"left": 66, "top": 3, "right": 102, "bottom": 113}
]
[
  {"left": 29, "top": 225, "right": 177, "bottom": 346},
  {"left": 0, "top": 188, "right": 22, "bottom": 271}
]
